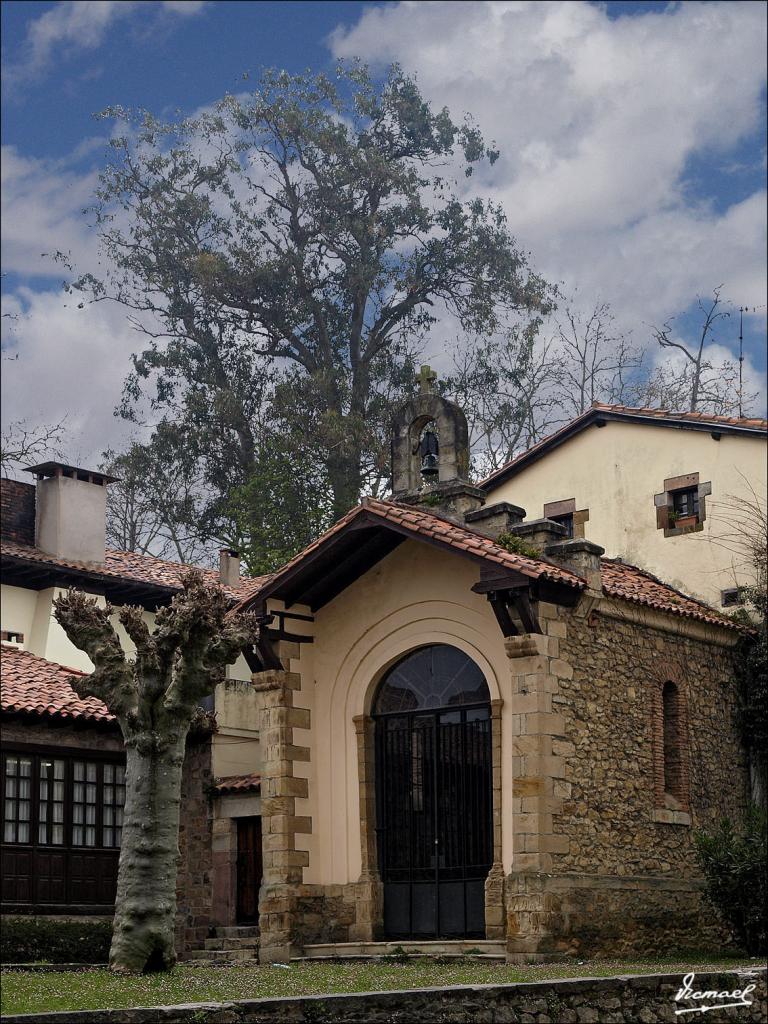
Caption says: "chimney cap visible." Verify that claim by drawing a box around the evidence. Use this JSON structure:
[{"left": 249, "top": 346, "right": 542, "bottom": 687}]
[{"left": 23, "top": 461, "right": 120, "bottom": 485}]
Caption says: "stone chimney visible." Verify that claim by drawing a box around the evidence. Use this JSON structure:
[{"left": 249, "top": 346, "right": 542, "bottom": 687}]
[
  {"left": 24, "top": 462, "right": 117, "bottom": 564},
  {"left": 504, "top": 517, "right": 569, "bottom": 552},
  {"left": 219, "top": 548, "right": 241, "bottom": 588},
  {"left": 545, "top": 538, "right": 605, "bottom": 593},
  {"left": 464, "top": 501, "right": 526, "bottom": 541}
]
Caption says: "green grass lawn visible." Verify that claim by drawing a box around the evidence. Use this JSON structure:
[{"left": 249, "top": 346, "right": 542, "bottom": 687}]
[{"left": 1, "top": 955, "right": 759, "bottom": 1016}]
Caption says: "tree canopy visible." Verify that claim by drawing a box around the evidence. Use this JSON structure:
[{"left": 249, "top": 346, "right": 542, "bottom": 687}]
[{"left": 77, "top": 61, "right": 553, "bottom": 531}]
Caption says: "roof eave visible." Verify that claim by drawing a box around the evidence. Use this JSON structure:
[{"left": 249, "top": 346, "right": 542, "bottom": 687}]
[
  {"left": 0, "top": 706, "right": 119, "bottom": 730},
  {"left": 238, "top": 504, "right": 583, "bottom": 615},
  {"left": 482, "top": 409, "right": 767, "bottom": 491}
]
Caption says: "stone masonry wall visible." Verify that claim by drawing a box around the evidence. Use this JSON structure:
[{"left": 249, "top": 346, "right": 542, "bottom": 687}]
[
  {"left": 5, "top": 969, "right": 766, "bottom": 1024},
  {"left": 504, "top": 599, "right": 748, "bottom": 958},
  {"left": 554, "top": 609, "right": 746, "bottom": 877}
]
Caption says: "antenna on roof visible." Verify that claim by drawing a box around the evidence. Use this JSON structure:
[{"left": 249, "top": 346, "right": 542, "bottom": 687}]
[{"left": 738, "top": 306, "right": 744, "bottom": 418}]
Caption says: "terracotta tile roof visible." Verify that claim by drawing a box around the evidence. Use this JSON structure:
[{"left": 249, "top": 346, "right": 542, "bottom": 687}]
[
  {"left": 233, "top": 496, "right": 585, "bottom": 615},
  {"left": 214, "top": 772, "right": 261, "bottom": 795},
  {"left": 481, "top": 403, "right": 767, "bottom": 489},
  {"left": 233, "top": 493, "right": 744, "bottom": 633},
  {"left": 363, "top": 497, "right": 583, "bottom": 584},
  {"left": 0, "top": 538, "right": 268, "bottom": 603},
  {"left": 1, "top": 644, "right": 115, "bottom": 724},
  {"left": 600, "top": 559, "right": 742, "bottom": 631},
  {"left": 591, "top": 402, "right": 768, "bottom": 430}
]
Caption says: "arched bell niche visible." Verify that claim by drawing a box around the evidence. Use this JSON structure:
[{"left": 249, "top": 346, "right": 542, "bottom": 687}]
[{"left": 391, "top": 367, "right": 470, "bottom": 493}]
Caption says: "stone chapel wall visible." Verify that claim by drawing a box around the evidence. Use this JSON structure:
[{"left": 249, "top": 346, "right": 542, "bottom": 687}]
[
  {"left": 555, "top": 611, "right": 746, "bottom": 877},
  {"left": 503, "top": 600, "right": 748, "bottom": 958}
]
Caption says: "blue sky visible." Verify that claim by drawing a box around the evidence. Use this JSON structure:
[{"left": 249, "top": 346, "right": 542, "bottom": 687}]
[{"left": 1, "top": 1, "right": 766, "bottom": 460}]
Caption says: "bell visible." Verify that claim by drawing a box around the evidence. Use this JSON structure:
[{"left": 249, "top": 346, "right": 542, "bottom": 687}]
[
  {"left": 421, "top": 452, "right": 439, "bottom": 479},
  {"left": 419, "top": 429, "right": 439, "bottom": 480}
]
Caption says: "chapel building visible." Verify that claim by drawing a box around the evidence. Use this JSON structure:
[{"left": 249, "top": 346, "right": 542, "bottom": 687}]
[{"left": 0, "top": 376, "right": 755, "bottom": 962}]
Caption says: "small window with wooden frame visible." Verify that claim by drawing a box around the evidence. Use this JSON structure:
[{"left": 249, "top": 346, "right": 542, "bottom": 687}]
[
  {"left": 543, "top": 498, "right": 589, "bottom": 539},
  {"left": 652, "top": 678, "right": 691, "bottom": 825},
  {"left": 654, "top": 473, "right": 711, "bottom": 537}
]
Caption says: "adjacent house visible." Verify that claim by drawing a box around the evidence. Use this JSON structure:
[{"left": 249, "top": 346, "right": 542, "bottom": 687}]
[
  {"left": 0, "top": 384, "right": 756, "bottom": 962},
  {"left": 0, "top": 466, "right": 265, "bottom": 950},
  {"left": 479, "top": 404, "right": 767, "bottom": 612}
]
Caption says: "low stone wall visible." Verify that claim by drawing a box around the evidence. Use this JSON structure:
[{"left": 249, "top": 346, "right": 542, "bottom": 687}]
[
  {"left": 505, "top": 871, "right": 731, "bottom": 959},
  {"left": 4, "top": 969, "right": 765, "bottom": 1024}
]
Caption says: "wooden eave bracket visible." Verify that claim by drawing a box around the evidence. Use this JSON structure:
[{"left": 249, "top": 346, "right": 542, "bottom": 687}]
[{"left": 472, "top": 568, "right": 542, "bottom": 637}]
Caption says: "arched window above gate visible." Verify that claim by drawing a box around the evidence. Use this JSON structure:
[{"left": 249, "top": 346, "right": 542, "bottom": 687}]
[{"left": 373, "top": 645, "right": 490, "bottom": 715}]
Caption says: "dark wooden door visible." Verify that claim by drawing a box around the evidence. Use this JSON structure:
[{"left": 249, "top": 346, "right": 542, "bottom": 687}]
[{"left": 236, "top": 817, "right": 263, "bottom": 924}]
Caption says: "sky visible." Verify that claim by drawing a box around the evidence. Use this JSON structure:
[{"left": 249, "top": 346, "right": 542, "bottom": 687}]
[{"left": 1, "top": 0, "right": 766, "bottom": 466}]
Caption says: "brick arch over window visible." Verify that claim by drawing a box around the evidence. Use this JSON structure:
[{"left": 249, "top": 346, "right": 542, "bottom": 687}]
[{"left": 651, "top": 672, "right": 690, "bottom": 811}]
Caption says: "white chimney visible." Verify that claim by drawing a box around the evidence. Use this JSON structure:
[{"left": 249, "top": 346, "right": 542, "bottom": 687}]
[
  {"left": 24, "top": 462, "right": 117, "bottom": 564},
  {"left": 219, "top": 548, "right": 241, "bottom": 588}
]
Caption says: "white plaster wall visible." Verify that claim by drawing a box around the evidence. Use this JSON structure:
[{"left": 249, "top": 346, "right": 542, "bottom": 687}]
[
  {"left": 1, "top": 584, "right": 38, "bottom": 640},
  {"left": 486, "top": 422, "right": 767, "bottom": 608},
  {"left": 211, "top": 733, "right": 261, "bottom": 779},
  {"left": 289, "top": 539, "right": 513, "bottom": 887},
  {"left": 212, "top": 677, "right": 263, "bottom": 779}
]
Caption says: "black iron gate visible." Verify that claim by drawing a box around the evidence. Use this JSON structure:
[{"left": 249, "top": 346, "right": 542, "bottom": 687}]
[{"left": 375, "top": 705, "right": 493, "bottom": 938}]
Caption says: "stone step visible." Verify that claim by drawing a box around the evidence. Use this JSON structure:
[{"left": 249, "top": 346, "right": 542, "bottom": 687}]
[
  {"left": 215, "top": 925, "right": 260, "bottom": 939},
  {"left": 186, "top": 948, "right": 260, "bottom": 963},
  {"left": 298, "top": 940, "right": 506, "bottom": 960},
  {"left": 204, "top": 936, "right": 261, "bottom": 951}
]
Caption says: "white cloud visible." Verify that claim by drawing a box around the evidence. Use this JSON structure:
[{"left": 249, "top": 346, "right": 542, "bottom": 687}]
[
  {"left": 1, "top": 145, "right": 103, "bottom": 279},
  {"left": 1, "top": 287, "right": 150, "bottom": 466},
  {"left": 6, "top": 0, "right": 206, "bottom": 83},
  {"left": 161, "top": 1, "right": 206, "bottom": 12},
  {"left": 331, "top": 0, "right": 767, "bottom": 332}
]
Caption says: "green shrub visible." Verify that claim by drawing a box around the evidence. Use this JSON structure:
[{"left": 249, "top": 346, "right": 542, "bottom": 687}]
[
  {"left": 694, "top": 806, "right": 767, "bottom": 955},
  {"left": 0, "top": 916, "right": 112, "bottom": 964},
  {"left": 496, "top": 532, "right": 541, "bottom": 560}
]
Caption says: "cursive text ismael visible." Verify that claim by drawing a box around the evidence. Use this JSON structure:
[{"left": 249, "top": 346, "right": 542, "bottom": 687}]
[{"left": 674, "top": 971, "right": 757, "bottom": 1016}]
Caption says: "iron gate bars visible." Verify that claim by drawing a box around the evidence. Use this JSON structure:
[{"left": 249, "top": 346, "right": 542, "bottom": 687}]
[{"left": 374, "top": 704, "right": 492, "bottom": 938}]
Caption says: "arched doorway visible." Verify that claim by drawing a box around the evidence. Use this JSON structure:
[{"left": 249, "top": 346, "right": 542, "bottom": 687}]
[{"left": 373, "top": 644, "right": 493, "bottom": 939}]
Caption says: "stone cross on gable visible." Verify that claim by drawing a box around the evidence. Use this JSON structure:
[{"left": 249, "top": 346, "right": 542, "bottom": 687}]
[{"left": 418, "top": 364, "right": 438, "bottom": 395}]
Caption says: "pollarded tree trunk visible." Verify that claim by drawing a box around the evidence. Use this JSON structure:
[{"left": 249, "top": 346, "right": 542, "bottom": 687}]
[
  {"left": 109, "top": 737, "right": 187, "bottom": 972},
  {"left": 54, "top": 573, "right": 257, "bottom": 973}
]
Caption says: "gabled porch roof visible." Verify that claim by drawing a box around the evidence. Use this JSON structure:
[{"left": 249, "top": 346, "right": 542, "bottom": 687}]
[{"left": 235, "top": 496, "right": 586, "bottom": 614}]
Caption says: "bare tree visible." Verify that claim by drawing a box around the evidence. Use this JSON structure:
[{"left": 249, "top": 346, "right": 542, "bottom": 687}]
[
  {"left": 53, "top": 574, "right": 257, "bottom": 973},
  {"left": 101, "top": 441, "right": 213, "bottom": 566},
  {"left": 445, "top": 299, "right": 645, "bottom": 477},
  {"left": 707, "top": 475, "right": 767, "bottom": 808},
  {"left": 650, "top": 286, "right": 732, "bottom": 412},
  {"left": 1, "top": 418, "right": 68, "bottom": 477},
  {"left": 554, "top": 299, "right": 644, "bottom": 418},
  {"left": 632, "top": 357, "right": 756, "bottom": 417},
  {"left": 445, "top": 327, "right": 563, "bottom": 476}
]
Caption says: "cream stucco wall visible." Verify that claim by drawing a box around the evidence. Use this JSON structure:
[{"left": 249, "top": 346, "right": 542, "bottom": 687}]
[
  {"left": 280, "top": 539, "right": 513, "bottom": 887},
  {"left": 485, "top": 421, "right": 767, "bottom": 609}
]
